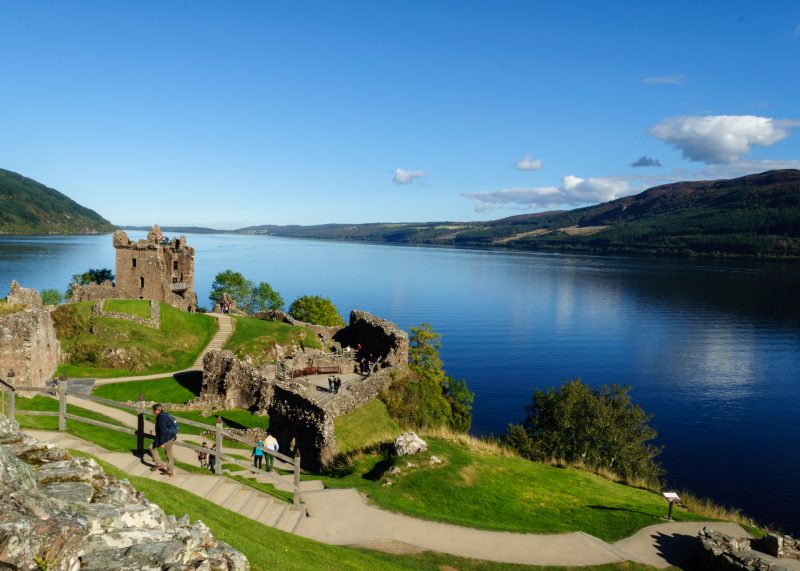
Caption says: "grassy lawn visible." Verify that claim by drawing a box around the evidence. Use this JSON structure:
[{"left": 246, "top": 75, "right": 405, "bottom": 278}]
[
  {"left": 224, "top": 316, "right": 321, "bottom": 366},
  {"left": 320, "top": 437, "right": 707, "bottom": 542},
  {"left": 54, "top": 301, "right": 218, "bottom": 378},
  {"left": 92, "top": 372, "right": 203, "bottom": 404},
  {"left": 69, "top": 450, "right": 660, "bottom": 571},
  {"left": 334, "top": 399, "right": 400, "bottom": 454},
  {"left": 103, "top": 299, "right": 152, "bottom": 318}
]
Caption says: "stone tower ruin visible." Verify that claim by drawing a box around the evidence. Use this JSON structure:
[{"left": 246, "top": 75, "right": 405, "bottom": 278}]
[{"left": 113, "top": 225, "right": 198, "bottom": 312}]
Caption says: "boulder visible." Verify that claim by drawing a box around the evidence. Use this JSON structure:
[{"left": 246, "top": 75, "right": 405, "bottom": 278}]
[
  {"left": 0, "top": 417, "right": 249, "bottom": 570},
  {"left": 394, "top": 432, "right": 428, "bottom": 456}
]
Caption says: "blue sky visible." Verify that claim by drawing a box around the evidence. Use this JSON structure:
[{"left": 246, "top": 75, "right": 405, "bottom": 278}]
[{"left": 1, "top": 1, "right": 799, "bottom": 228}]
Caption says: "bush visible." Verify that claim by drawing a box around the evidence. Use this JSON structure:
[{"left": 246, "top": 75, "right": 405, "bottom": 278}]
[
  {"left": 288, "top": 295, "right": 344, "bottom": 326},
  {"left": 381, "top": 323, "right": 473, "bottom": 432},
  {"left": 40, "top": 289, "right": 62, "bottom": 306},
  {"left": 506, "top": 379, "right": 663, "bottom": 484}
]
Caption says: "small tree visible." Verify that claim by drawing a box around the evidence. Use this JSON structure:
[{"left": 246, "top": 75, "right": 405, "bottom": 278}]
[
  {"left": 508, "top": 379, "right": 663, "bottom": 483},
  {"left": 40, "top": 289, "right": 62, "bottom": 306},
  {"left": 209, "top": 270, "right": 253, "bottom": 309},
  {"left": 288, "top": 295, "right": 344, "bottom": 326},
  {"left": 247, "top": 282, "right": 285, "bottom": 314}
]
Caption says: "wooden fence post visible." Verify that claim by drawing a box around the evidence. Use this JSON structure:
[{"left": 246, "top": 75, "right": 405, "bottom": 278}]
[
  {"left": 136, "top": 394, "right": 145, "bottom": 456},
  {"left": 7, "top": 385, "right": 14, "bottom": 423},
  {"left": 293, "top": 447, "right": 301, "bottom": 507},
  {"left": 215, "top": 416, "right": 223, "bottom": 476},
  {"left": 58, "top": 379, "right": 68, "bottom": 431}
]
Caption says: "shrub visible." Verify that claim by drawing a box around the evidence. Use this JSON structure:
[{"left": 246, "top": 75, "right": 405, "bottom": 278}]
[{"left": 288, "top": 295, "right": 344, "bottom": 326}]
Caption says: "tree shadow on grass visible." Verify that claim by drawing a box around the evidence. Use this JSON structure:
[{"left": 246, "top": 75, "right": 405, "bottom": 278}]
[
  {"left": 173, "top": 371, "right": 203, "bottom": 397},
  {"left": 362, "top": 456, "right": 396, "bottom": 482}
]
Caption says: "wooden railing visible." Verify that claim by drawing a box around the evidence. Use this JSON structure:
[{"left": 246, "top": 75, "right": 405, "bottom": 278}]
[{"left": 7, "top": 381, "right": 304, "bottom": 507}]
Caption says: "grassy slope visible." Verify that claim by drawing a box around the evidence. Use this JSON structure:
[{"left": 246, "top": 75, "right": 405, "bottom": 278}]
[
  {"left": 0, "top": 168, "right": 114, "bottom": 234},
  {"left": 224, "top": 316, "right": 321, "bottom": 366},
  {"left": 102, "top": 299, "right": 152, "bottom": 318},
  {"left": 321, "top": 437, "right": 705, "bottom": 542},
  {"left": 55, "top": 301, "right": 218, "bottom": 378},
  {"left": 71, "top": 451, "right": 659, "bottom": 571},
  {"left": 92, "top": 374, "right": 203, "bottom": 404},
  {"left": 334, "top": 399, "right": 400, "bottom": 454}
]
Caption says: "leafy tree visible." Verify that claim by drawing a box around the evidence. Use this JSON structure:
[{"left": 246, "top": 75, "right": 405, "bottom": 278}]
[
  {"left": 382, "top": 323, "right": 474, "bottom": 432},
  {"left": 209, "top": 270, "right": 253, "bottom": 309},
  {"left": 507, "top": 379, "right": 663, "bottom": 483},
  {"left": 288, "top": 295, "right": 344, "bottom": 326},
  {"left": 40, "top": 289, "right": 62, "bottom": 306},
  {"left": 65, "top": 268, "right": 115, "bottom": 299},
  {"left": 247, "top": 281, "right": 285, "bottom": 314}
]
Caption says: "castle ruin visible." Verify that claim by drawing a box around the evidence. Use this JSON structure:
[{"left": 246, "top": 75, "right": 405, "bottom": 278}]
[{"left": 112, "top": 225, "right": 198, "bottom": 312}]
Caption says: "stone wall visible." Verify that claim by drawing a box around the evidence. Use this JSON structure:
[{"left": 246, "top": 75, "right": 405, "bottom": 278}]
[
  {"left": 70, "top": 281, "right": 125, "bottom": 303},
  {"left": 197, "top": 350, "right": 400, "bottom": 471},
  {"left": 0, "top": 282, "right": 60, "bottom": 389},
  {"left": 334, "top": 310, "right": 409, "bottom": 366},
  {"left": 0, "top": 415, "right": 248, "bottom": 570}
]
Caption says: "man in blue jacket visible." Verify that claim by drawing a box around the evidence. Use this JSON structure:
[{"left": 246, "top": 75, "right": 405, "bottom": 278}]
[{"left": 145, "top": 403, "right": 178, "bottom": 477}]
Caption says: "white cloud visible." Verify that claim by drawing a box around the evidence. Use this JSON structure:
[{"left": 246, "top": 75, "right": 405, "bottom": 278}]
[
  {"left": 392, "top": 168, "right": 426, "bottom": 185},
  {"left": 650, "top": 115, "right": 798, "bottom": 163},
  {"left": 514, "top": 153, "right": 543, "bottom": 171},
  {"left": 641, "top": 74, "right": 685, "bottom": 85},
  {"left": 462, "top": 175, "right": 633, "bottom": 212}
]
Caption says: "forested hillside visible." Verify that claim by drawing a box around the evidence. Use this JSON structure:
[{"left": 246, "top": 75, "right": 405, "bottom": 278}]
[
  {"left": 239, "top": 170, "right": 800, "bottom": 259},
  {"left": 0, "top": 169, "right": 114, "bottom": 234}
]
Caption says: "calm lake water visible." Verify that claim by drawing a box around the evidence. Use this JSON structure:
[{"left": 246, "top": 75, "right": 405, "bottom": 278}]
[{"left": 2, "top": 232, "right": 799, "bottom": 533}]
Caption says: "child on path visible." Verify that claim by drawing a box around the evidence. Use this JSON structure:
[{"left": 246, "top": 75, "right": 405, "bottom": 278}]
[
  {"left": 251, "top": 440, "right": 265, "bottom": 469},
  {"left": 198, "top": 441, "right": 209, "bottom": 468}
]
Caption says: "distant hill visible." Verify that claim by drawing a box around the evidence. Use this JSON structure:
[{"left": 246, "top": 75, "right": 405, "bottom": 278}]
[
  {"left": 240, "top": 170, "right": 800, "bottom": 258},
  {"left": 0, "top": 169, "right": 114, "bottom": 235}
]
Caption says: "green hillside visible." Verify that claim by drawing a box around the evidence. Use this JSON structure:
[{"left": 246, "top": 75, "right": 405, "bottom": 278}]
[
  {"left": 0, "top": 168, "right": 114, "bottom": 234},
  {"left": 240, "top": 170, "right": 800, "bottom": 259}
]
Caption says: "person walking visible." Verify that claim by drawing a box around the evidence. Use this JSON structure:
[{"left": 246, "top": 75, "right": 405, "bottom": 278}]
[
  {"left": 252, "top": 440, "right": 265, "bottom": 469},
  {"left": 264, "top": 432, "right": 279, "bottom": 472},
  {"left": 208, "top": 443, "right": 217, "bottom": 472},
  {"left": 144, "top": 403, "right": 178, "bottom": 477}
]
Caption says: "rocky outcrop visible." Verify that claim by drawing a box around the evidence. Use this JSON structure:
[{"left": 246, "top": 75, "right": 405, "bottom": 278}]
[
  {"left": 1, "top": 282, "right": 60, "bottom": 388},
  {"left": 697, "top": 527, "right": 799, "bottom": 571},
  {"left": 394, "top": 432, "right": 428, "bottom": 456},
  {"left": 0, "top": 415, "right": 249, "bottom": 570}
]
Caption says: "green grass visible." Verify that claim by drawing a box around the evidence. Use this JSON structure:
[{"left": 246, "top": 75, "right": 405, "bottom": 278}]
[
  {"left": 334, "top": 399, "right": 400, "bottom": 454},
  {"left": 227, "top": 472, "right": 295, "bottom": 503},
  {"left": 92, "top": 372, "right": 203, "bottom": 404},
  {"left": 68, "top": 450, "right": 660, "bottom": 571},
  {"left": 103, "top": 299, "right": 152, "bottom": 318},
  {"left": 320, "top": 437, "right": 708, "bottom": 543},
  {"left": 15, "top": 395, "right": 138, "bottom": 452},
  {"left": 224, "top": 316, "right": 322, "bottom": 366},
  {"left": 54, "top": 301, "right": 218, "bottom": 378}
]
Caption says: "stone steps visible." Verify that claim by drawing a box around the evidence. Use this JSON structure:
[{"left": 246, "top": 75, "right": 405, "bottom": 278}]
[
  {"left": 191, "top": 314, "right": 234, "bottom": 369},
  {"left": 25, "top": 430, "right": 307, "bottom": 536}
]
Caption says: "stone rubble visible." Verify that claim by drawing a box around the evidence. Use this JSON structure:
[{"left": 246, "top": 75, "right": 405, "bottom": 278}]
[
  {"left": 697, "top": 526, "right": 799, "bottom": 571},
  {"left": 0, "top": 416, "right": 249, "bottom": 571}
]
